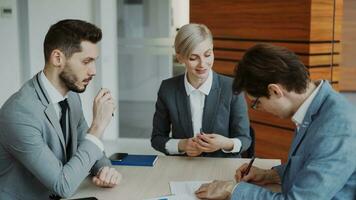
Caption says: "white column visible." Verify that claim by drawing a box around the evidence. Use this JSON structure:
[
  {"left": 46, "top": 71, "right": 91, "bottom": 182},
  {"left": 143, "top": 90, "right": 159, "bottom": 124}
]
[
  {"left": 0, "top": 0, "right": 21, "bottom": 106},
  {"left": 93, "top": 0, "right": 119, "bottom": 140}
]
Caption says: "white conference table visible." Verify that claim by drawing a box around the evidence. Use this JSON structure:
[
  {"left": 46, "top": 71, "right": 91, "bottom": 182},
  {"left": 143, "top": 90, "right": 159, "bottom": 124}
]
[{"left": 69, "top": 152, "right": 281, "bottom": 200}]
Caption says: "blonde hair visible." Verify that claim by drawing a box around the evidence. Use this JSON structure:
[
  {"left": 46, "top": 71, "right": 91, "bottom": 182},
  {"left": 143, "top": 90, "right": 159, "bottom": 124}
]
[{"left": 174, "top": 23, "right": 213, "bottom": 60}]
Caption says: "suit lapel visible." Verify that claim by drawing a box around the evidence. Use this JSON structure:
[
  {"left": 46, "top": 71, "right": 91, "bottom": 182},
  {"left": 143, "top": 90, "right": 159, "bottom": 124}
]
[
  {"left": 288, "top": 81, "right": 330, "bottom": 157},
  {"left": 288, "top": 121, "right": 310, "bottom": 158},
  {"left": 44, "top": 106, "right": 67, "bottom": 155},
  {"left": 176, "top": 76, "right": 194, "bottom": 138},
  {"left": 33, "top": 73, "right": 67, "bottom": 158},
  {"left": 202, "top": 73, "right": 221, "bottom": 132}
]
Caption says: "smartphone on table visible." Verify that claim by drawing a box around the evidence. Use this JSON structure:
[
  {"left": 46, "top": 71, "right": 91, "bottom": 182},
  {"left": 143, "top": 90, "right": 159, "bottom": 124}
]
[{"left": 109, "top": 153, "right": 128, "bottom": 161}]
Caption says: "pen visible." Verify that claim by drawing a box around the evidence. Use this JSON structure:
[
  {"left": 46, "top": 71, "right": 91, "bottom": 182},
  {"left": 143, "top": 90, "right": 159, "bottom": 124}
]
[
  {"left": 242, "top": 157, "right": 255, "bottom": 177},
  {"left": 101, "top": 87, "right": 114, "bottom": 117}
]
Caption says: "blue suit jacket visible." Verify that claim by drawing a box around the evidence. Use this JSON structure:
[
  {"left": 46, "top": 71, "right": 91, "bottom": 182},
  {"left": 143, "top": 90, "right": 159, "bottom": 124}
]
[
  {"left": 151, "top": 72, "right": 251, "bottom": 157},
  {"left": 232, "top": 81, "right": 356, "bottom": 199}
]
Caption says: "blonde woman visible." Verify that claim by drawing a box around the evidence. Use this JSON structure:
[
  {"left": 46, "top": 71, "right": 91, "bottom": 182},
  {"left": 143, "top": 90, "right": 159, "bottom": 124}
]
[{"left": 151, "top": 24, "right": 251, "bottom": 157}]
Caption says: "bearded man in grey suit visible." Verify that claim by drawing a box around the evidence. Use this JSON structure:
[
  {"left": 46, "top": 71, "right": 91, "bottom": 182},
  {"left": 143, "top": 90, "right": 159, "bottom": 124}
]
[{"left": 0, "top": 19, "right": 121, "bottom": 199}]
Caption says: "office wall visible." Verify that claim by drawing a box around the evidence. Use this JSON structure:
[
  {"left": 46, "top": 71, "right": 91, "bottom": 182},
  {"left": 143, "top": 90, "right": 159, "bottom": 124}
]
[
  {"left": 0, "top": 0, "right": 94, "bottom": 105},
  {"left": 0, "top": 0, "right": 21, "bottom": 106},
  {"left": 117, "top": 0, "right": 173, "bottom": 102},
  {"left": 26, "top": 0, "right": 94, "bottom": 75},
  {"left": 0, "top": 0, "right": 119, "bottom": 139}
]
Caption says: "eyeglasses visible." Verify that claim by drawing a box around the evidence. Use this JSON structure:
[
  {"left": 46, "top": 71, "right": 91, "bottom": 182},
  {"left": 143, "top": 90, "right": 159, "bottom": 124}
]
[{"left": 250, "top": 97, "right": 260, "bottom": 110}]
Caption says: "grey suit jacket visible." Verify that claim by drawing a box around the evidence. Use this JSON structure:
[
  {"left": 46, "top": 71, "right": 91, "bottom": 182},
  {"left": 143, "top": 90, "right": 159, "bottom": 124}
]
[
  {"left": 231, "top": 81, "right": 356, "bottom": 199},
  {"left": 0, "top": 73, "right": 111, "bottom": 199},
  {"left": 151, "top": 72, "right": 251, "bottom": 157}
]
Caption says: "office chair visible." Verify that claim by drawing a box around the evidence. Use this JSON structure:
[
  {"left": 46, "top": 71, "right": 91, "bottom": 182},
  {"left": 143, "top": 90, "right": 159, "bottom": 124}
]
[{"left": 242, "top": 126, "right": 255, "bottom": 158}]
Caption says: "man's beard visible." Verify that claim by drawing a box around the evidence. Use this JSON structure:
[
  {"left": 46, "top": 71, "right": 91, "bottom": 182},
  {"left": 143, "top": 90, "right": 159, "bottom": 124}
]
[{"left": 59, "top": 69, "right": 87, "bottom": 93}]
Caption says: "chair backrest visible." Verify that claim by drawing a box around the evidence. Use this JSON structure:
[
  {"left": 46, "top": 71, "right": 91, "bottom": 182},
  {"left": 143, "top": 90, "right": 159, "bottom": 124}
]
[{"left": 242, "top": 126, "right": 255, "bottom": 158}]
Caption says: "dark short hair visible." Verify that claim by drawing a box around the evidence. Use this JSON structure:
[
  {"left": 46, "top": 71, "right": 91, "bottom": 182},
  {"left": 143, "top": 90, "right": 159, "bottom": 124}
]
[
  {"left": 233, "top": 43, "right": 310, "bottom": 98},
  {"left": 43, "top": 19, "right": 102, "bottom": 63}
]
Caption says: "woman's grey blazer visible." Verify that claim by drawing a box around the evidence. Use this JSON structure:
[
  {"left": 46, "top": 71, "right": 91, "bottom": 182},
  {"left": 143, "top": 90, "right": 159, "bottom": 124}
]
[{"left": 151, "top": 72, "right": 251, "bottom": 157}]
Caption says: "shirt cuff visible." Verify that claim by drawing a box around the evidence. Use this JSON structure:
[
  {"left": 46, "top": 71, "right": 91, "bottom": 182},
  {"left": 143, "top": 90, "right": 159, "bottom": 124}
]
[
  {"left": 222, "top": 138, "right": 242, "bottom": 153},
  {"left": 165, "top": 139, "right": 184, "bottom": 155},
  {"left": 85, "top": 134, "right": 105, "bottom": 152},
  {"left": 232, "top": 182, "right": 240, "bottom": 194}
]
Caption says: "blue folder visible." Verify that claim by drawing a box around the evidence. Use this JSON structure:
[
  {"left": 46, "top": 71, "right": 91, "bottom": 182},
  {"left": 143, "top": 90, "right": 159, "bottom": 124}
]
[{"left": 111, "top": 154, "right": 158, "bottom": 167}]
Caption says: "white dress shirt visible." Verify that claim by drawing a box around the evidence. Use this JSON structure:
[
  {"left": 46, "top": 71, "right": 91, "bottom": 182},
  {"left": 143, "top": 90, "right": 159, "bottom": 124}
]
[
  {"left": 40, "top": 71, "right": 104, "bottom": 152},
  {"left": 292, "top": 80, "right": 323, "bottom": 129},
  {"left": 165, "top": 70, "right": 242, "bottom": 154}
]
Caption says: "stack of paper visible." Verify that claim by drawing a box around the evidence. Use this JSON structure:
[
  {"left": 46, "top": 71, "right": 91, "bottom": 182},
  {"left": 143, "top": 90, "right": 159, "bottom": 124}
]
[
  {"left": 170, "top": 181, "right": 211, "bottom": 198},
  {"left": 144, "top": 194, "right": 194, "bottom": 200},
  {"left": 143, "top": 181, "right": 211, "bottom": 200}
]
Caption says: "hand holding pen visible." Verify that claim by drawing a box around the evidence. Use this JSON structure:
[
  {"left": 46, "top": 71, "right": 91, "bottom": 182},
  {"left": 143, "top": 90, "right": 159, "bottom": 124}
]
[
  {"left": 101, "top": 87, "right": 115, "bottom": 117},
  {"left": 235, "top": 157, "right": 276, "bottom": 186},
  {"left": 242, "top": 157, "right": 255, "bottom": 177},
  {"left": 235, "top": 157, "right": 258, "bottom": 183},
  {"left": 88, "top": 88, "right": 116, "bottom": 138}
]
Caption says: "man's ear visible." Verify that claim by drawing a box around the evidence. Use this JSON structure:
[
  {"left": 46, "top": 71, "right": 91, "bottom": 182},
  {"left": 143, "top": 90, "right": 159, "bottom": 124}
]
[
  {"left": 49, "top": 49, "right": 65, "bottom": 68},
  {"left": 267, "top": 84, "right": 284, "bottom": 98}
]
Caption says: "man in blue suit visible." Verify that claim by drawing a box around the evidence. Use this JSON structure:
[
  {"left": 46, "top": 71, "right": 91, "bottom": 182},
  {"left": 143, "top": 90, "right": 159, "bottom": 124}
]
[{"left": 195, "top": 43, "right": 356, "bottom": 199}]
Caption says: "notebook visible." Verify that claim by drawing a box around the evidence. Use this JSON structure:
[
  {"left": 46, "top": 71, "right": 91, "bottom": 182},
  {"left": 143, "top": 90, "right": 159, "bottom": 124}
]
[{"left": 111, "top": 154, "right": 158, "bottom": 167}]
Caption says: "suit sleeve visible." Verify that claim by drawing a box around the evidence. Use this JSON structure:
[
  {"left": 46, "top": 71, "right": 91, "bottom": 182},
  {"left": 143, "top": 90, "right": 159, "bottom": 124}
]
[
  {"left": 76, "top": 112, "right": 111, "bottom": 176},
  {"left": 231, "top": 121, "right": 356, "bottom": 200},
  {"left": 151, "top": 82, "right": 172, "bottom": 154},
  {"left": 273, "top": 164, "right": 286, "bottom": 179},
  {"left": 0, "top": 119, "right": 103, "bottom": 198},
  {"left": 229, "top": 92, "right": 251, "bottom": 153}
]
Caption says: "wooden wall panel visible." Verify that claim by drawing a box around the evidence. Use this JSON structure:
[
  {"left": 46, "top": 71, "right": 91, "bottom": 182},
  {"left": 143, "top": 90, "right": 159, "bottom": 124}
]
[
  {"left": 310, "top": 67, "right": 340, "bottom": 81},
  {"left": 310, "top": 0, "right": 342, "bottom": 40},
  {"left": 213, "top": 60, "right": 235, "bottom": 76},
  {"left": 214, "top": 48, "right": 340, "bottom": 67},
  {"left": 249, "top": 111, "right": 295, "bottom": 130},
  {"left": 252, "top": 123, "right": 293, "bottom": 163},
  {"left": 310, "top": 42, "right": 341, "bottom": 54},
  {"left": 339, "top": 0, "right": 356, "bottom": 91},
  {"left": 340, "top": 68, "right": 356, "bottom": 91},
  {"left": 214, "top": 40, "right": 341, "bottom": 54},
  {"left": 214, "top": 59, "right": 340, "bottom": 83},
  {"left": 190, "top": 0, "right": 311, "bottom": 40},
  {"left": 191, "top": 0, "right": 342, "bottom": 161},
  {"left": 332, "top": 82, "right": 340, "bottom": 90}
]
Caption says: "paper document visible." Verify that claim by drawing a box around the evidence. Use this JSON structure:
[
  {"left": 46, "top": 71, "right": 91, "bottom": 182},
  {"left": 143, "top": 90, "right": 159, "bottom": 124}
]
[
  {"left": 169, "top": 181, "right": 211, "bottom": 199},
  {"left": 143, "top": 194, "right": 193, "bottom": 200}
]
